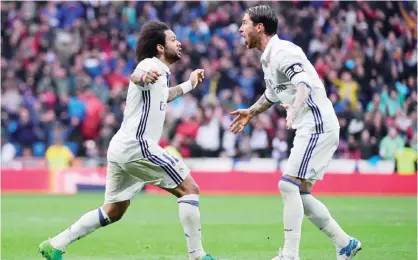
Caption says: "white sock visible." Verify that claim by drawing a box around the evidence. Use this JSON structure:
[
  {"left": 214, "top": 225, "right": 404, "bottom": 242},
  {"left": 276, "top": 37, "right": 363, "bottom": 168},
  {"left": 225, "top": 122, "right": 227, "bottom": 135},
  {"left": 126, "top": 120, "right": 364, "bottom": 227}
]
[
  {"left": 301, "top": 193, "right": 350, "bottom": 248},
  {"left": 50, "top": 207, "right": 111, "bottom": 250},
  {"left": 178, "top": 194, "right": 205, "bottom": 260},
  {"left": 279, "top": 177, "right": 304, "bottom": 258}
]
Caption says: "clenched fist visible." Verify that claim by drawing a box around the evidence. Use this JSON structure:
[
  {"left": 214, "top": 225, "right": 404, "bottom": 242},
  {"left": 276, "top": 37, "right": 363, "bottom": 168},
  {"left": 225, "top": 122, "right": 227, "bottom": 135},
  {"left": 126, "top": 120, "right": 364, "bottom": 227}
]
[
  {"left": 189, "top": 69, "right": 205, "bottom": 88},
  {"left": 141, "top": 69, "right": 161, "bottom": 84}
]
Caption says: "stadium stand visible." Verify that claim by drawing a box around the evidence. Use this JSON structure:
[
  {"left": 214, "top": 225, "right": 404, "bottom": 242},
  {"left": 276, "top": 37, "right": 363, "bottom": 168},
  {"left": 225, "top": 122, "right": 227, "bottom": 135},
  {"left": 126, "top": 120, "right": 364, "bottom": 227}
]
[{"left": 1, "top": 1, "right": 416, "bottom": 170}]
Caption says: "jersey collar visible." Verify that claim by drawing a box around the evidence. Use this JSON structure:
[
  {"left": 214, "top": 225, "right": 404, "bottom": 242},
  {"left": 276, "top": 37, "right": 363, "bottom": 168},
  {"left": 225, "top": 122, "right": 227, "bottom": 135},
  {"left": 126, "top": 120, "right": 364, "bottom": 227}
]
[
  {"left": 152, "top": 57, "right": 170, "bottom": 73},
  {"left": 260, "top": 34, "right": 280, "bottom": 64}
]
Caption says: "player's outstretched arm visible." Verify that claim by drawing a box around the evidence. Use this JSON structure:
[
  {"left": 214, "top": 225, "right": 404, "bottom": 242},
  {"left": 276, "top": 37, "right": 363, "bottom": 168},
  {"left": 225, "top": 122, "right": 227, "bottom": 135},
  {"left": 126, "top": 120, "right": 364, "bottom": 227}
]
[
  {"left": 167, "top": 85, "right": 185, "bottom": 103},
  {"left": 167, "top": 69, "right": 204, "bottom": 103},
  {"left": 229, "top": 94, "right": 274, "bottom": 134},
  {"left": 281, "top": 82, "right": 311, "bottom": 129},
  {"left": 131, "top": 68, "right": 161, "bottom": 85},
  {"left": 249, "top": 94, "right": 275, "bottom": 116}
]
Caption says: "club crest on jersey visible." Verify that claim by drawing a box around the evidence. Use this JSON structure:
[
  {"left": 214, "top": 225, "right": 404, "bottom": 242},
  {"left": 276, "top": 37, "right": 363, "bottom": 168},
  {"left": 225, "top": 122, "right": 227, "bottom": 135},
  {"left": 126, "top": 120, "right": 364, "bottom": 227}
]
[
  {"left": 285, "top": 63, "right": 304, "bottom": 80},
  {"left": 274, "top": 84, "right": 287, "bottom": 94},
  {"left": 160, "top": 101, "right": 166, "bottom": 111}
]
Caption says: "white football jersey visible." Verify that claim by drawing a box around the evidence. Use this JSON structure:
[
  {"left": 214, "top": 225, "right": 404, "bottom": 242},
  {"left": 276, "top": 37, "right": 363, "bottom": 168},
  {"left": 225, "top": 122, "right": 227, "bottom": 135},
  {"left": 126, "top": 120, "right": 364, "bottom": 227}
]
[
  {"left": 261, "top": 35, "right": 339, "bottom": 134},
  {"left": 107, "top": 57, "right": 171, "bottom": 163}
]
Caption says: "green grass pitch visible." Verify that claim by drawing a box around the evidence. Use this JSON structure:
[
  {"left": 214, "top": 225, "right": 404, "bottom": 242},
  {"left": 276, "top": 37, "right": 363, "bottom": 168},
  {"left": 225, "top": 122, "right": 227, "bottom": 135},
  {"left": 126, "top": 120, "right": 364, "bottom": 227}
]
[{"left": 1, "top": 194, "right": 416, "bottom": 260}]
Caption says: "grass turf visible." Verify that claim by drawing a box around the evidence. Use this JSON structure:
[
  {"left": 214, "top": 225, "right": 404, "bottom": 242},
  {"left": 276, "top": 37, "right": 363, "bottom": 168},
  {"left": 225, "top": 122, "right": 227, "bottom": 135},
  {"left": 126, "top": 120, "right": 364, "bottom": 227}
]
[{"left": 1, "top": 194, "right": 416, "bottom": 260}]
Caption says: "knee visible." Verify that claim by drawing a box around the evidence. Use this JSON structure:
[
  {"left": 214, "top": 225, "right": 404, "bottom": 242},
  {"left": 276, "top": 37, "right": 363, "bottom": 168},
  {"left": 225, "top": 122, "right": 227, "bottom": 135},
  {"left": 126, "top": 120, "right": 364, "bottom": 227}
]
[
  {"left": 102, "top": 201, "right": 130, "bottom": 222},
  {"left": 180, "top": 182, "right": 200, "bottom": 197},
  {"left": 188, "top": 183, "right": 200, "bottom": 195},
  {"left": 278, "top": 176, "right": 301, "bottom": 194}
]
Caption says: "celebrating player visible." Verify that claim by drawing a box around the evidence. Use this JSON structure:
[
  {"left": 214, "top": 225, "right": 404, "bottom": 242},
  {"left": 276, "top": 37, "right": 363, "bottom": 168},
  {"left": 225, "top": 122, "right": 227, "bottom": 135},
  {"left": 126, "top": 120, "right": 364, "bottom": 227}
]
[
  {"left": 39, "top": 21, "right": 218, "bottom": 260},
  {"left": 230, "top": 5, "right": 362, "bottom": 260}
]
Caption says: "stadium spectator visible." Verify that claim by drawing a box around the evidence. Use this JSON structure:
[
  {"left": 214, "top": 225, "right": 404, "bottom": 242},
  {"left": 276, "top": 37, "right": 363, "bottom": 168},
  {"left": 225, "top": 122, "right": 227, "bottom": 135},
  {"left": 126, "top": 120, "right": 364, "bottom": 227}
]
[
  {"left": 271, "top": 129, "right": 288, "bottom": 165},
  {"left": 1, "top": 134, "right": 16, "bottom": 165},
  {"left": 379, "top": 127, "right": 405, "bottom": 160},
  {"left": 195, "top": 104, "right": 222, "bottom": 157},
  {"left": 395, "top": 137, "right": 417, "bottom": 175},
  {"left": 250, "top": 119, "right": 269, "bottom": 158},
  {"left": 358, "top": 130, "right": 378, "bottom": 160},
  {"left": 11, "top": 107, "right": 39, "bottom": 156},
  {"left": 1, "top": 1, "right": 416, "bottom": 166},
  {"left": 45, "top": 131, "right": 74, "bottom": 169}
]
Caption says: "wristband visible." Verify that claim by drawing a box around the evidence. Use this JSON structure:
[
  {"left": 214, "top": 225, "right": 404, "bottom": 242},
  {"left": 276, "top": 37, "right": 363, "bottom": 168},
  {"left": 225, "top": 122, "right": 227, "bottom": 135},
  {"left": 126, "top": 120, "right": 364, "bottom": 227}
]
[{"left": 180, "top": 80, "right": 193, "bottom": 94}]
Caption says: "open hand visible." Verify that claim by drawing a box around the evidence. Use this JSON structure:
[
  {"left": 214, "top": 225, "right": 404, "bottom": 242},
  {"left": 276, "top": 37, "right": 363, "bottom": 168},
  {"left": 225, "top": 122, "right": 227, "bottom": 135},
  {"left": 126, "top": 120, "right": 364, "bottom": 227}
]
[
  {"left": 280, "top": 104, "right": 293, "bottom": 129},
  {"left": 229, "top": 109, "right": 254, "bottom": 134}
]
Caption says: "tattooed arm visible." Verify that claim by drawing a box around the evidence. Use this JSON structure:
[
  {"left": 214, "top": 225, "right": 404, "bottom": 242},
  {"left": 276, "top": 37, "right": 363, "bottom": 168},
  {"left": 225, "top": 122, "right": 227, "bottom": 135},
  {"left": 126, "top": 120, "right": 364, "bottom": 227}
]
[
  {"left": 229, "top": 94, "right": 275, "bottom": 134},
  {"left": 249, "top": 94, "right": 275, "bottom": 116},
  {"left": 167, "top": 85, "right": 184, "bottom": 103},
  {"left": 166, "top": 69, "right": 204, "bottom": 103}
]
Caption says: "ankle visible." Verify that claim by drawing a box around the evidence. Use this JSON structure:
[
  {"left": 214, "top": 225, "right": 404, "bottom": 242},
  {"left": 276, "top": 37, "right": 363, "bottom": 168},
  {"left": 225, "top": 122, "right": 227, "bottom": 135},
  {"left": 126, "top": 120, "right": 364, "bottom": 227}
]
[{"left": 190, "top": 250, "right": 205, "bottom": 260}]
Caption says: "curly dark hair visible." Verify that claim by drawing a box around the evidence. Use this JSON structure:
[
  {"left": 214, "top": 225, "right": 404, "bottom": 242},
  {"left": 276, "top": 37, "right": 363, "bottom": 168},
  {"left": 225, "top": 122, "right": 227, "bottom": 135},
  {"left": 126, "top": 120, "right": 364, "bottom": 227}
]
[{"left": 135, "top": 21, "right": 170, "bottom": 62}]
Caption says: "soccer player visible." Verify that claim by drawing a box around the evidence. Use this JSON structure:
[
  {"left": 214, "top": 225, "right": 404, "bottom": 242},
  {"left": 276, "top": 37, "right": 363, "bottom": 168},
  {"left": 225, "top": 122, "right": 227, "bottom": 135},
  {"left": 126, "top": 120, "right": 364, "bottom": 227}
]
[
  {"left": 230, "top": 5, "right": 362, "bottom": 260},
  {"left": 39, "top": 21, "right": 218, "bottom": 260}
]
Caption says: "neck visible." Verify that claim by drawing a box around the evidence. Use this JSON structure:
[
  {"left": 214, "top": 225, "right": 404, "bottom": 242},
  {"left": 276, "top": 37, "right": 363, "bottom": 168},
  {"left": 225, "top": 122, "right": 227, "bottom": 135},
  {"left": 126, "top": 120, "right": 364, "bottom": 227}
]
[
  {"left": 158, "top": 55, "right": 171, "bottom": 67},
  {"left": 257, "top": 34, "right": 274, "bottom": 52}
]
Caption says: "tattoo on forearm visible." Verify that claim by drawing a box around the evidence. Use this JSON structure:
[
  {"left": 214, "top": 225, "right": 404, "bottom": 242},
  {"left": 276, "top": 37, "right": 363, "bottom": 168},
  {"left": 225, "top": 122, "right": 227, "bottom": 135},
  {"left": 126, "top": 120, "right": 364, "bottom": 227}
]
[
  {"left": 291, "top": 82, "right": 311, "bottom": 120},
  {"left": 167, "top": 86, "right": 184, "bottom": 103},
  {"left": 249, "top": 94, "right": 274, "bottom": 116}
]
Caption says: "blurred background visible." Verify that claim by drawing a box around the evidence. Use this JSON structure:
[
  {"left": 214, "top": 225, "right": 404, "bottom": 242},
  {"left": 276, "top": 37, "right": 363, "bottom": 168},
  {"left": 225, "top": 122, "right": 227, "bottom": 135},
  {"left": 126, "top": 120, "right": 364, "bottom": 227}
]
[
  {"left": 1, "top": 1, "right": 417, "bottom": 192},
  {"left": 1, "top": 2, "right": 417, "bottom": 259}
]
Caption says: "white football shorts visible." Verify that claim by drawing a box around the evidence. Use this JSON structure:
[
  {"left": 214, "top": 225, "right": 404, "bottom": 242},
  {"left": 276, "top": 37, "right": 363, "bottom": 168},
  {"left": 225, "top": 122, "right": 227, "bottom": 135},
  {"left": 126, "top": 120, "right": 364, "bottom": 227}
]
[
  {"left": 285, "top": 129, "right": 339, "bottom": 183},
  {"left": 104, "top": 145, "right": 190, "bottom": 204}
]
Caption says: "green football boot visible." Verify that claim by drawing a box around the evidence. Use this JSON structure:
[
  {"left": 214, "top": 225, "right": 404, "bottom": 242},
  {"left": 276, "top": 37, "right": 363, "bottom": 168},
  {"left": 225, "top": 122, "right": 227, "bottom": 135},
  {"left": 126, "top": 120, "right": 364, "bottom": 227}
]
[
  {"left": 200, "top": 253, "right": 220, "bottom": 260},
  {"left": 38, "top": 240, "right": 64, "bottom": 260}
]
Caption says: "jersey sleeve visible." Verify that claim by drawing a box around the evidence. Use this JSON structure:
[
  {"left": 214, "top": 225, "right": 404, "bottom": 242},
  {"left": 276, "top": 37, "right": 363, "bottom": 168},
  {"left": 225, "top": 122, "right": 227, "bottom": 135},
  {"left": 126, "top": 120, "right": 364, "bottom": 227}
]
[
  {"left": 264, "top": 86, "right": 280, "bottom": 104},
  {"left": 131, "top": 59, "right": 160, "bottom": 91},
  {"left": 275, "top": 52, "right": 312, "bottom": 89}
]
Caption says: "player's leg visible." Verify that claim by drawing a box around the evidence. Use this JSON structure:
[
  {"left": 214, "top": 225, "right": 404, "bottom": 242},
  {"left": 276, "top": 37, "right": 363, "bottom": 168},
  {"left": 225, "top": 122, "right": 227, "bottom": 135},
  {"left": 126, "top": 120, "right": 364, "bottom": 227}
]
[
  {"left": 46, "top": 200, "right": 129, "bottom": 249},
  {"left": 276, "top": 174, "right": 304, "bottom": 260},
  {"left": 300, "top": 181, "right": 361, "bottom": 259},
  {"left": 142, "top": 147, "right": 214, "bottom": 260},
  {"left": 39, "top": 162, "right": 143, "bottom": 259},
  {"left": 299, "top": 129, "right": 361, "bottom": 259},
  {"left": 273, "top": 132, "right": 318, "bottom": 260},
  {"left": 162, "top": 174, "right": 207, "bottom": 260}
]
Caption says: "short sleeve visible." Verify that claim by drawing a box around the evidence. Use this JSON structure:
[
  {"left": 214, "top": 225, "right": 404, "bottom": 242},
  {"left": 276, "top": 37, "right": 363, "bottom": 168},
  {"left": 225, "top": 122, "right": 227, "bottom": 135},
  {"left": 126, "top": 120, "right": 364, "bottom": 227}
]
[
  {"left": 264, "top": 87, "right": 280, "bottom": 104},
  {"left": 275, "top": 53, "right": 312, "bottom": 89}
]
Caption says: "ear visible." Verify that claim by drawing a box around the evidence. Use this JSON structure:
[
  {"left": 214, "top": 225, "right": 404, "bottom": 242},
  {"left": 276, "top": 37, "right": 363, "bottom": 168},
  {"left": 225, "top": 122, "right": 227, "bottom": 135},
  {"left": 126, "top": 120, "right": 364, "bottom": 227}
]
[
  {"left": 256, "top": 23, "right": 263, "bottom": 34},
  {"left": 157, "top": 44, "right": 165, "bottom": 55}
]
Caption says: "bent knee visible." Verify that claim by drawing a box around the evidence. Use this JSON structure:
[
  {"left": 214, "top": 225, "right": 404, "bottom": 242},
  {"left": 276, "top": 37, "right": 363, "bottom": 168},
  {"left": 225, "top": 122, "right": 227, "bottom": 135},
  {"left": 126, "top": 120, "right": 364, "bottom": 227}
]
[
  {"left": 102, "top": 200, "right": 130, "bottom": 222},
  {"left": 178, "top": 177, "right": 200, "bottom": 196},
  {"left": 181, "top": 182, "right": 199, "bottom": 196},
  {"left": 278, "top": 175, "right": 301, "bottom": 192}
]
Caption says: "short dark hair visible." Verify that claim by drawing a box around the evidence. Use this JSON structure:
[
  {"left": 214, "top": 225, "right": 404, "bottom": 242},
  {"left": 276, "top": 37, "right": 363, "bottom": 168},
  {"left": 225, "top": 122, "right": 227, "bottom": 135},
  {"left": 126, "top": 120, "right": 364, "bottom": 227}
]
[
  {"left": 246, "top": 5, "right": 278, "bottom": 36},
  {"left": 135, "top": 21, "right": 170, "bottom": 62}
]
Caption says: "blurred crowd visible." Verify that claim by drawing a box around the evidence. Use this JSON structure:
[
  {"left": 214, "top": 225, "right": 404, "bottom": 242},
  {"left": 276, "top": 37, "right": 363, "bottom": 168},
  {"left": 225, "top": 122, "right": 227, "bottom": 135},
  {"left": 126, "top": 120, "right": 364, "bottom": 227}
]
[{"left": 1, "top": 1, "right": 417, "bottom": 169}]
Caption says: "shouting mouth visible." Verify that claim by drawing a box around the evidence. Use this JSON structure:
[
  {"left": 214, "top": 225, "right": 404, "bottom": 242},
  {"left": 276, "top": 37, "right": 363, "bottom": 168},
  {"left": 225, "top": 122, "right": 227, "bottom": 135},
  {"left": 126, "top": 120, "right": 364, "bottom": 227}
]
[{"left": 241, "top": 35, "right": 248, "bottom": 46}]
